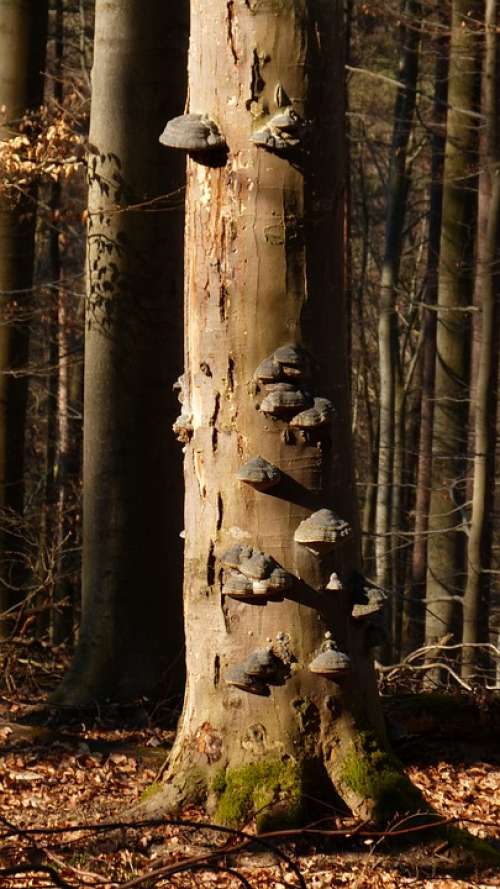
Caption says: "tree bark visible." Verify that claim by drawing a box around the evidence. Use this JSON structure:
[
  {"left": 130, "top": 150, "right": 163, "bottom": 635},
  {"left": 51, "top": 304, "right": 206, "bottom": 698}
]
[
  {"left": 462, "top": 0, "right": 500, "bottom": 681},
  {"left": 53, "top": 0, "right": 187, "bottom": 704},
  {"left": 375, "top": 1, "right": 421, "bottom": 613},
  {"left": 141, "top": 0, "right": 427, "bottom": 829},
  {"left": 425, "top": 0, "right": 480, "bottom": 651},
  {"left": 0, "top": 0, "right": 49, "bottom": 635},
  {"left": 403, "top": 21, "right": 448, "bottom": 656}
]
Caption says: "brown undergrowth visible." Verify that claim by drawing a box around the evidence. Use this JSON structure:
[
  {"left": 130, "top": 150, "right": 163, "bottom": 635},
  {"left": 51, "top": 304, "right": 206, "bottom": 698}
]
[{"left": 0, "top": 639, "right": 498, "bottom": 888}]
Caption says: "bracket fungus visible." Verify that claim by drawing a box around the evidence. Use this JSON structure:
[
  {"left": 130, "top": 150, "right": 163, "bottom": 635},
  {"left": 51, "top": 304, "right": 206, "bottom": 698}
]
[
  {"left": 259, "top": 383, "right": 313, "bottom": 417},
  {"left": 294, "top": 508, "right": 352, "bottom": 555},
  {"left": 159, "top": 113, "right": 227, "bottom": 154},
  {"left": 224, "top": 665, "right": 268, "bottom": 695},
  {"left": 324, "top": 572, "right": 343, "bottom": 593},
  {"left": 243, "top": 646, "right": 282, "bottom": 681},
  {"left": 173, "top": 413, "right": 193, "bottom": 444},
  {"left": 251, "top": 107, "right": 307, "bottom": 154},
  {"left": 290, "top": 397, "right": 334, "bottom": 429},
  {"left": 254, "top": 344, "right": 312, "bottom": 387},
  {"left": 221, "top": 546, "right": 294, "bottom": 602},
  {"left": 237, "top": 456, "right": 281, "bottom": 491},
  {"left": 309, "top": 633, "right": 351, "bottom": 679}
]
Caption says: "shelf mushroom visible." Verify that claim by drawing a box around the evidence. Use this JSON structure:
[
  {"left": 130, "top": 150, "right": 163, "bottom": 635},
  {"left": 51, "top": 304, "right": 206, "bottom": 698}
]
[
  {"left": 290, "top": 397, "right": 334, "bottom": 430},
  {"left": 221, "top": 545, "right": 294, "bottom": 602},
  {"left": 225, "top": 664, "right": 268, "bottom": 695},
  {"left": 159, "top": 113, "right": 227, "bottom": 156},
  {"left": 237, "top": 456, "right": 281, "bottom": 492},
  {"left": 294, "top": 508, "right": 351, "bottom": 555},
  {"left": 309, "top": 632, "right": 351, "bottom": 679},
  {"left": 259, "top": 383, "right": 313, "bottom": 417}
]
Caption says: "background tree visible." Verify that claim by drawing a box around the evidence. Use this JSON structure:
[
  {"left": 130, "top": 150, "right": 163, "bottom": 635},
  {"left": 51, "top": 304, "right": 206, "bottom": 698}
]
[
  {"left": 0, "top": 0, "right": 49, "bottom": 635},
  {"left": 52, "top": 0, "right": 187, "bottom": 705}
]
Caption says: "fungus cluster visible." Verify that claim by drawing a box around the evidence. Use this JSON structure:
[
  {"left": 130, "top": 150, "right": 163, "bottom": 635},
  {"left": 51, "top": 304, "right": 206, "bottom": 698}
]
[
  {"left": 225, "top": 646, "right": 284, "bottom": 695},
  {"left": 221, "top": 544, "right": 294, "bottom": 601},
  {"left": 251, "top": 107, "right": 308, "bottom": 154}
]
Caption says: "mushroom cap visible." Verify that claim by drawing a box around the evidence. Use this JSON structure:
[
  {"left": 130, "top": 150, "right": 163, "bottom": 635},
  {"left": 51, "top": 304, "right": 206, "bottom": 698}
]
[
  {"left": 325, "top": 572, "right": 343, "bottom": 592},
  {"left": 225, "top": 666, "right": 268, "bottom": 694},
  {"left": 159, "top": 113, "right": 226, "bottom": 151},
  {"left": 273, "top": 344, "right": 307, "bottom": 367},
  {"left": 290, "top": 397, "right": 334, "bottom": 429},
  {"left": 238, "top": 549, "right": 275, "bottom": 580},
  {"left": 223, "top": 572, "right": 253, "bottom": 597},
  {"left": 221, "top": 544, "right": 252, "bottom": 570},
  {"left": 254, "top": 356, "right": 282, "bottom": 383},
  {"left": 309, "top": 645, "right": 351, "bottom": 677},
  {"left": 259, "top": 386, "right": 313, "bottom": 416},
  {"left": 237, "top": 456, "right": 281, "bottom": 491},
  {"left": 244, "top": 647, "right": 280, "bottom": 678},
  {"left": 294, "top": 509, "right": 351, "bottom": 549}
]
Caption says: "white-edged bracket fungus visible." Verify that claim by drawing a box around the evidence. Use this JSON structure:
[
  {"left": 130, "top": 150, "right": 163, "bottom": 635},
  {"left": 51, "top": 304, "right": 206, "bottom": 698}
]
[
  {"left": 309, "top": 633, "right": 351, "bottom": 679},
  {"left": 259, "top": 383, "right": 313, "bottom": 417},
  {"left": 290, "top": 397, "right": 334, "bottom": 429},
  {"left": 159, "top": 113, "right": 227, "bottom": 153},
  {"left": 221, "top": 546, "right": 294, "bottom": 602},
  {"left": 294, "top": 508, "right": 352, "bottom": 555},
  {"left": 237, "top": 456, "right": 281, "bottom": 491},
  {"left": 251, "top": 107, "right": 307, "bottom": 154}
]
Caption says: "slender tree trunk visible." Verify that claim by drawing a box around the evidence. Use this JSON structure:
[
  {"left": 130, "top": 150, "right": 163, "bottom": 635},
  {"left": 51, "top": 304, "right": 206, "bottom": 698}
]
[
  {"left": 375, "top": 1, "right": 421, "bottom": 614},
  {"left": 403, "top": 22, "right": 448, "bottom": 655},
  {"left": 53, "top": 0, "right": 187, "bottom": 704},
  {"left": 141, "top": 0, "right": 427, "bottom": 829},
  {"left": 462, "top": 0, "right": 500, "bottom": 681},
  {"left": 0, "top": 0, "right": 49, "bottom": 635},
  {"left": 425, "top": 0, "right": 480, "bottom": 653}
]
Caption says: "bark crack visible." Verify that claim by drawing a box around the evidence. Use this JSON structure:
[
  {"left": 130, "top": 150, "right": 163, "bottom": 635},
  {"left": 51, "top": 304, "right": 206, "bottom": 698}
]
[{"left": 226, "top": 1, "right": 238, "bottom": 64}]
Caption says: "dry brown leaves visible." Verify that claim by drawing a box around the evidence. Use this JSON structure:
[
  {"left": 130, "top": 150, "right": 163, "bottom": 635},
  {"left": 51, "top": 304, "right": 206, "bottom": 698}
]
[{"left": 0, "top": 687, "right": 498, "bottom": 889}]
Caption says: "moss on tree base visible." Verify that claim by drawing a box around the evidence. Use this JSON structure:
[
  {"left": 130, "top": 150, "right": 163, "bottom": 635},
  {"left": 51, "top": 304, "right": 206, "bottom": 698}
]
[{"left": 211, "top": 758, "right": 305, "bottom": 832}]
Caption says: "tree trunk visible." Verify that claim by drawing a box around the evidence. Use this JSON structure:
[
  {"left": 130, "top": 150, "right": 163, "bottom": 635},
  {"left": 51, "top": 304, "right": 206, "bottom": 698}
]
[
  {"left": 403, "top": 22, "right": 448, "bottom": 656},
  {"left": 52, "top": 0, "right": 187, "bottom": 704},
  {"left": 462, "top": 0, "right": 500, "bottom": 682},
  {"left": 0, "top": 0, "right": 49, "bottom": 635},
  {"left": 141, "top": 0, "right": 427, "bottom": 829},
  {"left": 425, "top": 0, "right": 480, "bottom": 652},
  {"left": 375, "top": 1, "right": 421, "bottom": 611}
]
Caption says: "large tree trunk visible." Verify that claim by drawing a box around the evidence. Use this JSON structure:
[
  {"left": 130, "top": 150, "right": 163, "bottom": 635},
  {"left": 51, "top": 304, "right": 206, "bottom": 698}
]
[
  {"left": 142, "top": 0, "right": 426, "bottom": 829},
  {"left": 53, "top": 0, "right": 187, "bottom": 705},
  {"left": 462, "top": 0, "right": 500, "bottom": 681},
  {"left": 375, "top": 0, "right": 421, "bottom": 609},
  {"left": 0, "top": 0, "right": 48, "bottom": 635},
  {"left": 425, "top": 0, "right": 480, "bottom": 652}
]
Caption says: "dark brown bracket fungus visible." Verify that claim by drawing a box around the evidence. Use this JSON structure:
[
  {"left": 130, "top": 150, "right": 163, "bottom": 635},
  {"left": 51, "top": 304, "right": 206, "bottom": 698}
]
[
  {"left": 159, "top": 113, "right": 227, "bottom": 162},
  {"left": 244, "top": 646, "right": 282, "bottom": 681},
  {"left": 254, "top": 344, "right": 312, "bottom": 387},
  {"left": 294, "top": 508, "right": 352, "bottom": 555},
  {"left": 309, "top": 632, "right": 351, "bottom": 679},
  {"left": 259, "top": 383, "right": 313, "bottom": 417},
  {"left": 290, "top": 397, "right": 334, "bottom": 430},
  {"left": 224, "top": 665, "right": 269, "bottom": 695},
  {"left": 251, "top": 107, "right": 308, "bottom": 154},
  {"left": 237, "top": 456, "right": 281, "bottom": 491}
]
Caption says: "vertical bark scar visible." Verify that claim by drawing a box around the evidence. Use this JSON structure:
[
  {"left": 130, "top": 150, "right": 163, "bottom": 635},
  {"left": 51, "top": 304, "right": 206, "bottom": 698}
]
[
  {"left": 214, "top": 654, "right": 220, "bottom": 687},
  {"left": 226, "top": 1, "right": 238, "bottom": 64},
  {"left": 227, "top": 356, "right": 235, "bottom": 393},
  {"left": 211, "top": 392, "right": 221, "bottom": 452},
  {"left": 246, "top": 48, "right": 267, "bottom": 111},
  {"left": 216, "top": 492, "right": 224, "bottom": 531},
  {"left": 207, "top": 540, "right": 216, "bottom": 586}
]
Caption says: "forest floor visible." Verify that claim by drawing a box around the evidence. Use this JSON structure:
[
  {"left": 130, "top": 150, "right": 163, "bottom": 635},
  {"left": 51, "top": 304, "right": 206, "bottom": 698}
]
[{"left": 0, "top": 639, "right": 499, "bottom": 889}]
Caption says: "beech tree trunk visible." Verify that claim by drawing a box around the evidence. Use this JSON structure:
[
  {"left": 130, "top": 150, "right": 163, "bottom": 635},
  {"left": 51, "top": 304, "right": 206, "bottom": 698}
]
[
  {"left": 53, "top": 0, "right": 187, "bottom": 704},
  {"left": 143, "top": 0, "right": 426, "bottom": 829},
  {"left": 403, "top": 23, "right": 448, "bottom": 656},
  {"left": 462, "top": 0, "right": 500, "bottom": 681},
  {"left": 375, "top": 0, "right": 421, "bottom": 607},
  {"left": 425, "top": 0, "right": 480, "bottom": 651},
  {"left": 0, "top": 0, "right": 48, "bottom": 634}
]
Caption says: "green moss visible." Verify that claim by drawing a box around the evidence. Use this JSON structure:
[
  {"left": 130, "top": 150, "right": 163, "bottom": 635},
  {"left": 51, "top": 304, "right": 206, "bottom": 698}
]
[
  {"left": 340, "top": 731, "right": 428, "bottom": 822},
  {"left": 213, "top": 757, "right": 304, "bottom": 831},
  {"left": 139, "top": 781, "right": 162, "bottom": 802},
  {"left": 444, "top": 827, "right": 500, "bottom": 866}
]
